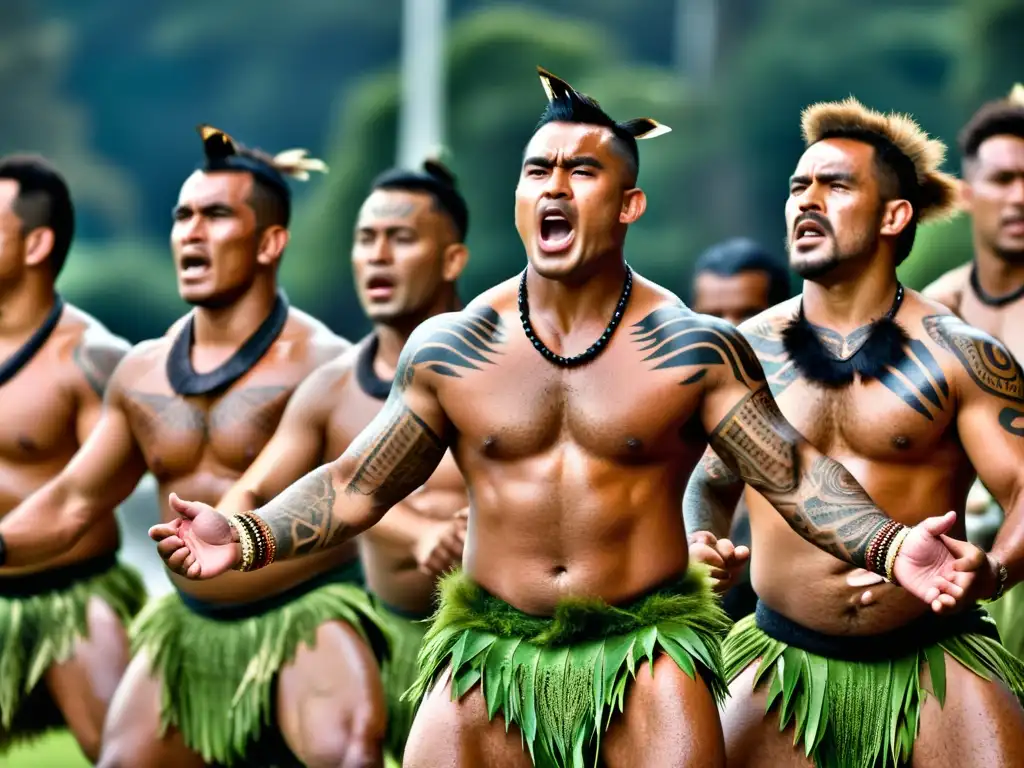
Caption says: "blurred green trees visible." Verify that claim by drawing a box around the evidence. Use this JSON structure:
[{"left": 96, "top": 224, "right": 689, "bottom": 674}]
[{"left": 2, "top": 0, "right": 1019, "bottom": 340}]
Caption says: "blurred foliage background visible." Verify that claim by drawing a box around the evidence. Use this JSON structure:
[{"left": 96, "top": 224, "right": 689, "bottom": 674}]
[{"left": 6, "top": 0, "right": 1022, "bottom": 342}]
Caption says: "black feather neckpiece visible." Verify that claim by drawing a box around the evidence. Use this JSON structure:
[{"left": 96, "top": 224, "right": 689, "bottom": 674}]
[{"left": 781, "top": 284, "right": 907, "bottom": 387}]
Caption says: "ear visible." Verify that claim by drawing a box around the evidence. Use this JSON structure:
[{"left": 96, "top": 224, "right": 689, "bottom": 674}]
[
  {"left": 256, "top": 225, "right": 289, "bottom": 267},
  {"left": 620, "top": 188, "right": 647, "bottom": 225},
  {"left": 880, "top": 198, "right": 914, "bottom": 238},
  {"left": 23, "top": 227, "right": 55, "bottom": 269},
  {"left": 957, "top": 178, "right": 973, "bottom": 213},
  {"left": 441, "top": 242, "right": 469, "bottom": 282}
]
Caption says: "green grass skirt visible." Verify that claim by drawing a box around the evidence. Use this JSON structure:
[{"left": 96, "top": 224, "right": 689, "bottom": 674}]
[
  {"left": 986, "top": 581, "right": 1024, "bottom": 662},
  {"left": 724, "top": 612, "right": 1024, "bottom": 768},
  {"left": 131, "top": 576, "right": 391, "bottom": 767},
  {"left": 373, "top": 599, "right": 430, "bottom": 763},
  {"left": 405, "top": 567, "right": 730, "bottom": 768},
  {"left": 0, "top": 558, "right": 146, "bottom": 750}
]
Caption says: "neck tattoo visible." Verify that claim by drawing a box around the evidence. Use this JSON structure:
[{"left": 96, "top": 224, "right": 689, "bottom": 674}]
[
  {"left": 518, "top": 265, "right": 632, "bottom": 368},
  {"left": 166, "top": 290, "right": 290, "bottom": 396},
  {"left": 0, "top": 295, "right": 65, "bottom": 388},
  {"left": 969, "top": 263, "right": 1024, "bottom": 308},
  {"left": 781, "top": 283, "right": 908, "bottom": 387}
]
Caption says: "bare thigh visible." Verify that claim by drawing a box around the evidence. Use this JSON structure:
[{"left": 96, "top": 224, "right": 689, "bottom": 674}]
[
  {"left": 43, "top": 596, "right": 132, "bottom": 762},
  {"left": 402, "top": 667, "right": 534, "bottom": 768},
  {"left": 721, "top": 660, "right": 813, "bottom": 768},
  {"left": 95, "top": 650, "right": 205, "bottom": 768},
  {"left": 912, "top": 650, "right": 1024, "bottom": 768},
  {"left": 602, "top": 654, "right": 725, "bottom": 768},
  {"left": 276, "top": 619, "right": 388, "bottom": 768}
]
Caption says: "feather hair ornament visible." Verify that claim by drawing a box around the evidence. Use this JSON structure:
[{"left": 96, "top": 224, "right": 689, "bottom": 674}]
[{"left": 536, "top": 66, "right": 672, "bottom": 140}]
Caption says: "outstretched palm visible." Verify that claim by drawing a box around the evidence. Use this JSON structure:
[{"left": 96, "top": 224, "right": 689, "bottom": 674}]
[
  {"left": 892, "top": 511, "right": 972, "bottom": 611},
  {"left": 148, "top": 493, "right": 241, "bottom": 579}
]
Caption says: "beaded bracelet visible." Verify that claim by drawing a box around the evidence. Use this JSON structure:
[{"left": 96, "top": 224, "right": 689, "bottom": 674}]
[
  {"left": 865, "top": 521, "right": 910, "bottom": 580},
  {"left": 228, "top": 512, "right": 276, "bottom": 572},
  {"left": 885, "top": 527, "right": 911, "bottom": 584}
]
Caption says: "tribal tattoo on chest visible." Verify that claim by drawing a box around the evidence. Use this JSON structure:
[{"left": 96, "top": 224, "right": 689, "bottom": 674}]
[
  {"left": 631, "top": 306, "right": 765, "bottom": 387},
  {"left": 123, "top": 386, "right": 290, "bottom": 441}
]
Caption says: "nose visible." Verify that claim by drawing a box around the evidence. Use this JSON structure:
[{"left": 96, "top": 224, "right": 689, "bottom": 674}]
[
  {"left": 1008, "top": 177, "right": 1024, "bottom": 205},
  {"left": 542, "top": 168, "right": 570, "bottom": 200},
  {"left": 797, "top": 187, "right": 824, "bottom": 214},
  {"left": 366, "top": 237, "right": 393, "bottom": 265},
  {"left": 177, "top": 214, "right": 206, "bottom": 243}
]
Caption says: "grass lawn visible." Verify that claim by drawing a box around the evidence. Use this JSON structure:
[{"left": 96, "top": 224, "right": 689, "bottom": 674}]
[{"left": 2, "top": 730, "right": 91, "bottom": 768}]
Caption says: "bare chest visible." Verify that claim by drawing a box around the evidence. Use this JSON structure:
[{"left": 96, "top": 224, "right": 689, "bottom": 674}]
[
  {"left": 0, "top": 361, "right": 77, "bottom": 461},
  {"left": 439, "top": 343, "right": 703, "bottom": 463},
  {"left": 775, "top": 362, "right": 955, "bottom": 461},
  {"left": 324, "top": 382, "right": 384, "bottom": 461},
  {"left": 121, "top": 377, "right": 294, "bottom": 479}
]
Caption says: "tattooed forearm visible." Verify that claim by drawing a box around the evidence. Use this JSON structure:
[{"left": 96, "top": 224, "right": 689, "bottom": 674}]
[
  {"left": 683, "top": 450, "right": 743, "bottom": 537},
  {"left": 710, "top": 387, "right": 888, "bottom": 565},
  {"left": 257, "top": 467, "right": 346, "bottom": 556}
]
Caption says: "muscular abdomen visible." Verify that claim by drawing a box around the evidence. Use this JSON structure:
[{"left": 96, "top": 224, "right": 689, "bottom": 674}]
[
  {"left": 462, "top": 447, "right": 691, "bottom": 615},
  {"left": 747, "top": 452, "right": 974, "bottom": 636}
]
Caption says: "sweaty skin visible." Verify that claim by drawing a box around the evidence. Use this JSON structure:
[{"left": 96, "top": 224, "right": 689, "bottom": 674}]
[{"left": 0, "top": 307, "right": 129, "bottom": 576}]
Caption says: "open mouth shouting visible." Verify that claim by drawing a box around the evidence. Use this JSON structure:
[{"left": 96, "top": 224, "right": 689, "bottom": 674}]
[
  {"left": 179, "top": 251, "right": 212, "bottom": 281},
  {"left": 365, "top": 274, "right": 397, "bottom": 301},
  {"left": 537, "top": 203, "right": 576, "bottom": 254},
  {"left": 793, "top": 216, "right": 830, "bottom": 250}
]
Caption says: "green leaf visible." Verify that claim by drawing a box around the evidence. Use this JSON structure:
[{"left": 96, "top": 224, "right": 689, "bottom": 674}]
[
  {"left": 634, "top": 626, "right": 658, "bottom": 675},
  {"left": 803, "top": 655, "right": 828, "bottom": 755},
  {"left": 512, "top": 642, "right": 541, "bottom": 751},
  {"left": 779, "top": 648, "right": 802, "bottom": 725},
  {"left": 484, "top": 637, "right": 520, "bottom": 720},
  {"left": 752, "top": 641, "right": 786, "bottom": 689},
  {"left": 659, "top": 635, "right": 696, "bottom": 680},
  {"left": 923, "top": 644, "right": 946, "bottom": 704},
  {"left": 454, "top": 666, "right": 483, "bottom": 698},
  {"left": 766, "top": 664, "right": 784, "bottom": 714},
  {"left": 602, "top": 635, "right": 635, "bottom": 696}
]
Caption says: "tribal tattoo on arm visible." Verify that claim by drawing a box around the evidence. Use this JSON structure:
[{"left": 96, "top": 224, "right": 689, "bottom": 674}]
[
  {"left": 708, "top": 386, "right": 890, "bottom": 566},
  {"left": 924, "top": 315, "right": 1024, "bottom": 435},
  {"left": 73, "top": 339, "right": 129, "bottom": 398},
  {"left": 682, "top": 448, "right": 744, "bottom": 537},
  {"left": 254, "top": 307, "right": 504, "bottom": 560}
]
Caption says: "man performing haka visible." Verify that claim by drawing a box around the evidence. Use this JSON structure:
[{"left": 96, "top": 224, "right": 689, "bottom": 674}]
[
  {"left": 217, "top": 157, "right": 472, "bottom": 764},
  {"left": 688, "top": 237, "right": 793, "bottom": 621},
  {"left": 0, "top": 127, "right": 379, "bottom": 768},
  {"left": 0, "top": 155, "right": 139, "bottom": 761},
  {"left": 686, "top": 97, "right": 1024, "bottom": 768},
  {"left": 156, "top": 70, "right": 973, "bottom": 768},
  {"left": 923, "top": 84, "right": 1024, "bottom": 660}
]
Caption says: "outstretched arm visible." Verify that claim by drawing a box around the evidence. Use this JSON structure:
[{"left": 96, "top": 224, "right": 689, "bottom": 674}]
[
  {"left": 156, "top": 312, "right": 470, "bottom": 577},
  {"left": 0, "top": 367, "right": 148, "bottom": 566},
  {"left": 930, "top": 315, "right": 1024, "bottom": 595}
]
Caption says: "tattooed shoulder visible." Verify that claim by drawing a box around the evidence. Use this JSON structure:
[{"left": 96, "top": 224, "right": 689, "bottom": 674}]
[
  {"left": 630, "top": 304, "right": 765, "bottom": 388},
  {"left": 737, "top": 315, "right": 800, "bottom": 395},
  {"left": 73, "top": 333, "right": 131, "bottom": 398},
  {"left": 924, "top": 314, "right": 1024, "bottom": 435},
  {"left": 398, "top": 306, "right": 505, "bottom": 388}
]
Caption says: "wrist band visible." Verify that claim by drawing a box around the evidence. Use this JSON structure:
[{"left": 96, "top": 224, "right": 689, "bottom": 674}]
[
  {"left": 885, "top": 527, "right": 911, "bottom": 584},
  {"left": 865, "top": 521, "right": 909, "bottom": 579},
  {"left": 227, "top": 512, "right": 276, "bottom": 572}
]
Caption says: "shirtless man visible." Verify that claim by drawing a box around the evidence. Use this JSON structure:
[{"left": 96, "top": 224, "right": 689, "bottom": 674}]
[
  {"left": 0, "top": 155, "right": 138, "bottom": 761},
  {"left": 0, "top": 128, "right": 375, "bottom": 768},
  {"left": 685, "top": 97, "right": 1024, "bottom": 768},
  {"left": 690, "top": 237, "right": 792, "bottom": 621},
  {"left": 218, "top": 158, "right": 471, "bottom": 763},
  {"left": 923, "top": 84, "right": 1024, "bottom": 659},
  {"left": 156, "top": 70, "right": 974, "bottom": 768}
]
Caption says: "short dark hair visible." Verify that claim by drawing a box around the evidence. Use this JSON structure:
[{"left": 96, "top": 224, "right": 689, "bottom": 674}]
[
  {"left": 534, "top": 95, "right": 640, "bottom": 183},
  {"left": 693, "top": 238, "right": 792, "bottom": 305},
  {"left": 370, "top": 159, "right": 469, "bottom": 241},
  {"left": 959, "top": 98, "right": 1024, "bottom": 164},
  {"left": 0, "top": 155, "right": 74, "bottom": 277},
  {"left": 236, "top": 147, "right": 291, "bottom": 231}
]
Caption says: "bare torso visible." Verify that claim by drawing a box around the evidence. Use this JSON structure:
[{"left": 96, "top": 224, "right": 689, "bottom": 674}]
[
  {"left": 317, "top": 341, "right": 466, "bottom": 612},
  {"left": 926, "top": 262, "right": 1024, "bottom": 360},
  {"left": 741, "top": 292, "right": 977, "bottom": 635},
  {"left": 119, "top": 310, "right": 349, "bottom": 603},
  {"left": 0, "top": 304, "right": 127, "bottom": 577},
  {"left": 424, "top": 277, "right": 717, "bottom": 614}
]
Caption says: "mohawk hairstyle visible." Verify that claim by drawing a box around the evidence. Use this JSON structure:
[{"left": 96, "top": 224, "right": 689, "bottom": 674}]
[
  {"left": 195, "top": 124, "right": 328, "bottom": 229},
  {"left": 370, "top": 155, "right": 469, "bottom": 241},
  {"left": 533, "top": 66, "right": 670, "bottom": 183},
  {"left": 801, "top": 97, "right": 959, "bottom": 264},
  {"left": 958, "top": 83, "right": 1024, "bottom": 162}
]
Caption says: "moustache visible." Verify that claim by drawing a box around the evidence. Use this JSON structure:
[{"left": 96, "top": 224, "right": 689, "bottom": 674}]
[{"left": 792, "top": 211, "right": 835, "bottom": 240}]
